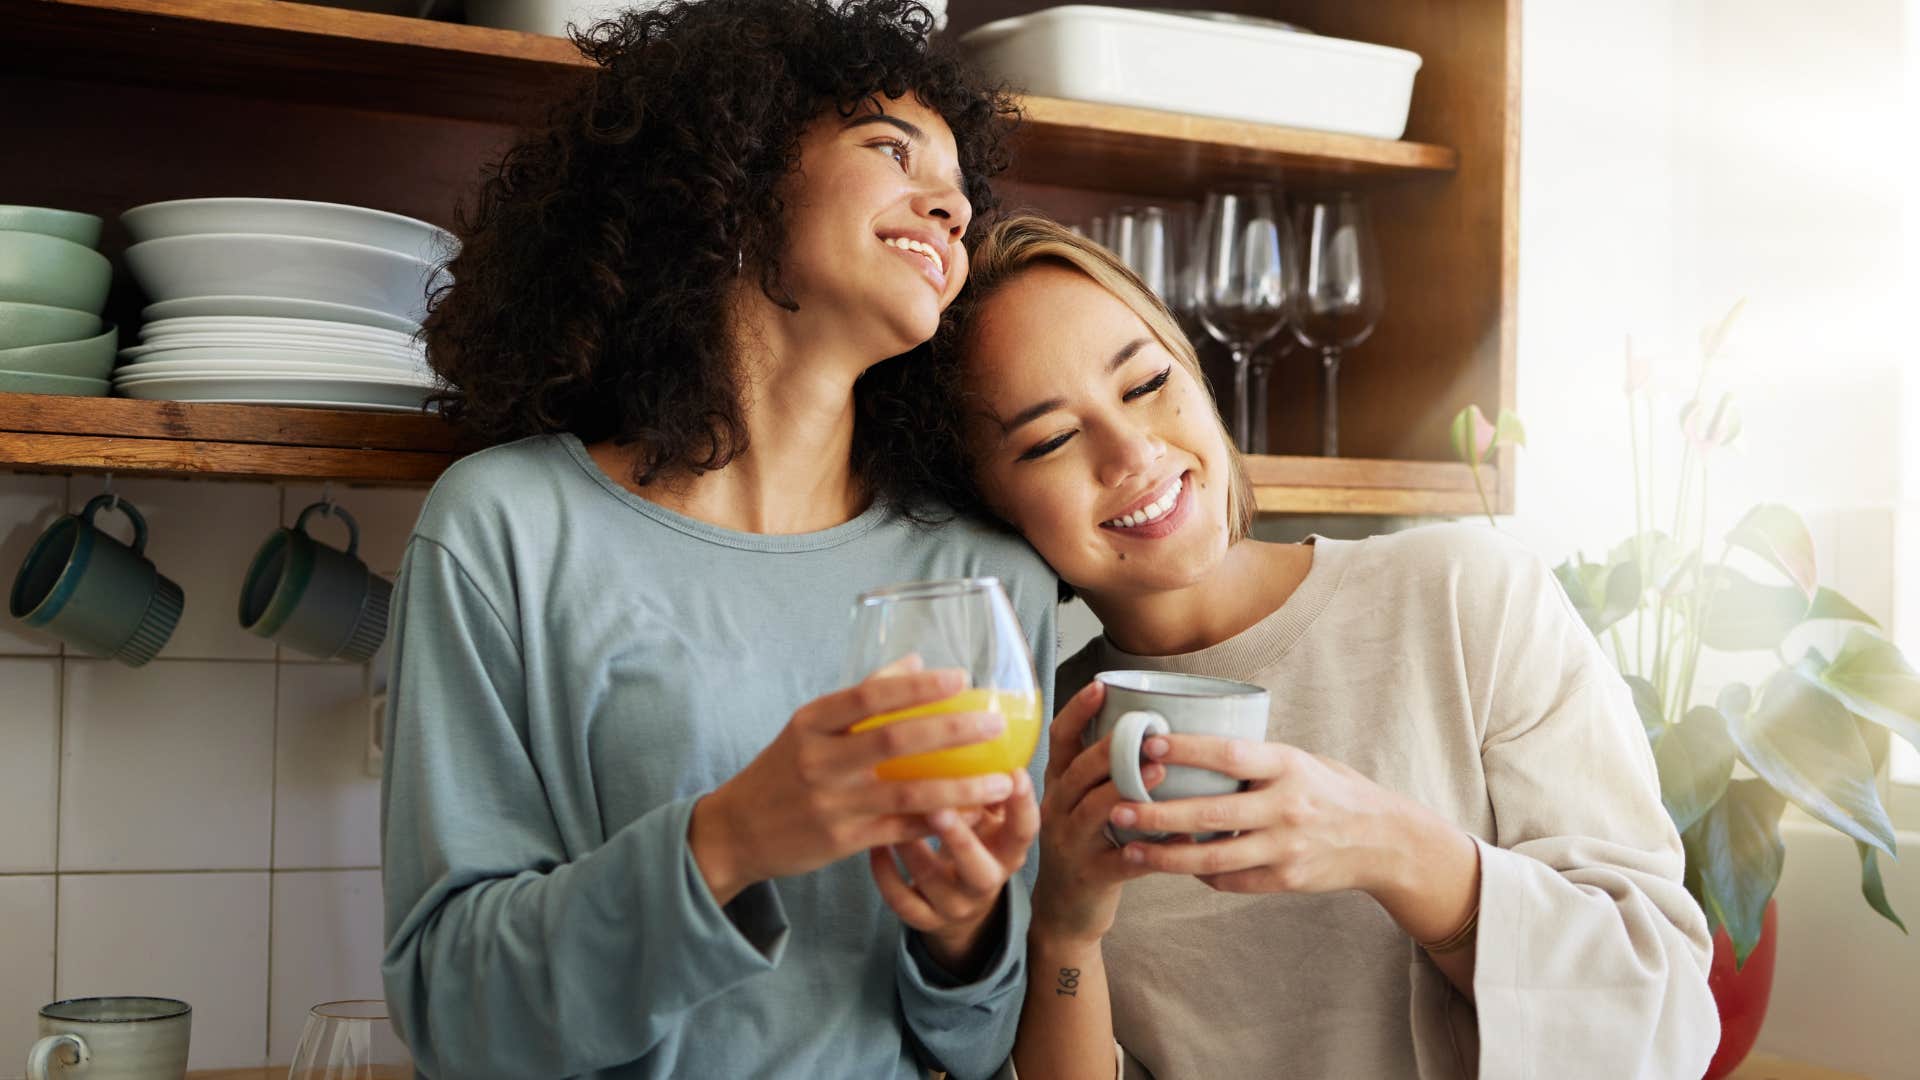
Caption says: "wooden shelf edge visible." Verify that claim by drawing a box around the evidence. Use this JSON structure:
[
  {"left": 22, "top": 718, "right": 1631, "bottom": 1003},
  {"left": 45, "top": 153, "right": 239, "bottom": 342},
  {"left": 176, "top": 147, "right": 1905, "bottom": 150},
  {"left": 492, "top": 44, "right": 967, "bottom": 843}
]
[
  {"left": 0, "top": 393, "right": 470, "bottom": 453},
  {"left": 1019, "top": 96, "right": 1459, "bottom": 173},
  {"left": 0, "top": 432, "right": 455, "bottom": 485},
  {"left": 1246, "top": 455, "right": 1491, "bottom": 517}
]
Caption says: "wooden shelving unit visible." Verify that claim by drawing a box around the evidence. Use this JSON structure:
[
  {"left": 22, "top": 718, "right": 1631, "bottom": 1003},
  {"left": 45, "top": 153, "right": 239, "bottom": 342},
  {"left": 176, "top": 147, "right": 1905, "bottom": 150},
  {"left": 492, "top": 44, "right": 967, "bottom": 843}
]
[{"left": 0, "top": 0, "right": 1516, "bottom": 514}]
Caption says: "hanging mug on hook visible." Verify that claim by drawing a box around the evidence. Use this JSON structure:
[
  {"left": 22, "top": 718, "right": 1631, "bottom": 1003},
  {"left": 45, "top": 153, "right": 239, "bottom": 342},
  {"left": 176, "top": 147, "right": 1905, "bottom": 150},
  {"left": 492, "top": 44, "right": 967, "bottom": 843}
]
[
  {"left": 9, "top": 492, "right": 185, "bottom": 666},
  {"left": 238, "top": 501, "right": 392, "bottom": 662}
]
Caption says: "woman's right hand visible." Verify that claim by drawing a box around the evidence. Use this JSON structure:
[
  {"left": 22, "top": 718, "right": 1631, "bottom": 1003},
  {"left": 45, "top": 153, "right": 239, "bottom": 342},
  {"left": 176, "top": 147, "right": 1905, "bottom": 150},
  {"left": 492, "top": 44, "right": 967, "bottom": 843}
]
[
  {"left": 1029, "top": 681, "right": 1161, "bottom": 945},
  {"left": 690, "top": 665, "right": 1021, "bottom": 905}
]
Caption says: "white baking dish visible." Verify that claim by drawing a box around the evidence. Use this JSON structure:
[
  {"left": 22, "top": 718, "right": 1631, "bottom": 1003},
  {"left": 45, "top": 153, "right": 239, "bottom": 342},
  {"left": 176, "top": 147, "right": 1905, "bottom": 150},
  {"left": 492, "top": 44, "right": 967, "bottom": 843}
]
[{"left": 960, "top": 6, "right": 1422, "bottom": 139}]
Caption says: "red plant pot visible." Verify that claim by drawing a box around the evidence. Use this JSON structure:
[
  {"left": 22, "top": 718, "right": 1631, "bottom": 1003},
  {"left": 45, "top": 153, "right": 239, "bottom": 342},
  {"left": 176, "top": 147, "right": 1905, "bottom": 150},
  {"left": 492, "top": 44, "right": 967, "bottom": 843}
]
[{"left": 1702, "top": 899, "right": 1778, "bottom": 1080}]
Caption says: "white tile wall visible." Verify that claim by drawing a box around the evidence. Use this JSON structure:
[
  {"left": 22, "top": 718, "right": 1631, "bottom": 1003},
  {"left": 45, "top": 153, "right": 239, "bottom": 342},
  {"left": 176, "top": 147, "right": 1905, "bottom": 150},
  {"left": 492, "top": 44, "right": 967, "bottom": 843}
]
[
  {"left": 0, "top": 876, "right": 55, "bottom": 1080},
  {"left": 0, "top": 659, "right": 59, "bottom": 873},
  {"left": 267, "top": 870, "right": 385, "bottom": 1066},
  {"left": 56, "top": 873, "right": 271, "bottom": 1071},
  {"left": 0, "top": 480, "right": 416, "bottom": 1074},
  {"left": 275, "top": 663, "right": 382, "bottom": 870},
  {"left": 59, "top": 660, "right": 275, "bottom": 872},
  {"left": 0, "top": 474, "right": 66, "bottom": 656}
]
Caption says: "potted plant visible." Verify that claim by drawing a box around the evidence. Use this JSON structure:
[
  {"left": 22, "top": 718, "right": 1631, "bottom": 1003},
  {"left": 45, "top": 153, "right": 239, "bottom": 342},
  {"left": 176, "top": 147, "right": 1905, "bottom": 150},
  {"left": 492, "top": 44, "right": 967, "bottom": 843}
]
[{"left": 1452, "top": 303, "right": 1915, "bottom": 1077}]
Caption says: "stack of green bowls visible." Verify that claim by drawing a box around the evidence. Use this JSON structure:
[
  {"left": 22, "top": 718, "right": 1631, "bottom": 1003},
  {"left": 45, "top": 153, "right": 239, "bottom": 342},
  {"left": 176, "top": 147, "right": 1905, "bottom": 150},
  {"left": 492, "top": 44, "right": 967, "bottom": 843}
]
[{"left": 0, "top": 206, "right": 116, "bottom": 397}]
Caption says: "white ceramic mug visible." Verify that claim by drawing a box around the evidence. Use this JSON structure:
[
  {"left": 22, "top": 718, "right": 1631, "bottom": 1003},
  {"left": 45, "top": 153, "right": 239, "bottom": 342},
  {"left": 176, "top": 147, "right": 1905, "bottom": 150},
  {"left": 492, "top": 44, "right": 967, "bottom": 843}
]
[
  {"left": 1090, "top": 670, "right": 1270, "bottom": 845},
  {"left": 27, "top": 997, "right": 190, "bottom": 1080}
]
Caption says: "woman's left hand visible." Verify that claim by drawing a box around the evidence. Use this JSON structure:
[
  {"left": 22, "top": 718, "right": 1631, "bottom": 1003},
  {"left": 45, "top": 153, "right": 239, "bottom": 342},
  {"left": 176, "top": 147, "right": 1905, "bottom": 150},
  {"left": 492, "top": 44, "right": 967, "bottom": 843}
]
[
  {"left": 1106, "top": 734, "right": 1423, "bottom": 897},
  {"left": 871, "top": 769, "right": 1041, "bottom": 976}
]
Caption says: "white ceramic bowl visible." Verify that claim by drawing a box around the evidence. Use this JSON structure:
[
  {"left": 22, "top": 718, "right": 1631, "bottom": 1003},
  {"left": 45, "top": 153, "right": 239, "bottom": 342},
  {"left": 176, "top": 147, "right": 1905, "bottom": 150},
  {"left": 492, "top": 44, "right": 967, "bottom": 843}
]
[
  {"left": 123, "top": 234, "right": 449, "bottom": 326},
  {"left": 466, "top": 0, "right": 944, "bottom": 35},
  {"left": 961, "top": 6, "right": 1421, "bottom": 139},
  {"left": 122, "top": 198, "right": 455, "bottom": 265}
]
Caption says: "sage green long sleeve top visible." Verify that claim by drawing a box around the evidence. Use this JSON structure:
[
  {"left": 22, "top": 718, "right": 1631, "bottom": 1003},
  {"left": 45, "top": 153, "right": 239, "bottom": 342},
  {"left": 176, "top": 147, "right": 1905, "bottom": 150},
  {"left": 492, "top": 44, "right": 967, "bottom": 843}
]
[{"left": 379, "top": 433, "right": 1056, "bottom": 1079}]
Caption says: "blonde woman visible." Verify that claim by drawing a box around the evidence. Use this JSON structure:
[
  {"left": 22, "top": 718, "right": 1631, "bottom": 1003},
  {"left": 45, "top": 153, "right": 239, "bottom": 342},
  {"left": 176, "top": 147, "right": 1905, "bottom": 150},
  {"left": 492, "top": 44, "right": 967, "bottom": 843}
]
[{"left": 890, "top": 214, "right": 1719, "bottom": 1078}]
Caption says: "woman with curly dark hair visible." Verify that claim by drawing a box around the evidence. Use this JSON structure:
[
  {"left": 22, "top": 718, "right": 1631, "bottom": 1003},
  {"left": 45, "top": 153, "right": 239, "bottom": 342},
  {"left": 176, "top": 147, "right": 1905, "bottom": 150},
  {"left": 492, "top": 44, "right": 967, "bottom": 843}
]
[{"left": 378, "top": 3, "right": 1055, "bottom": 1077}]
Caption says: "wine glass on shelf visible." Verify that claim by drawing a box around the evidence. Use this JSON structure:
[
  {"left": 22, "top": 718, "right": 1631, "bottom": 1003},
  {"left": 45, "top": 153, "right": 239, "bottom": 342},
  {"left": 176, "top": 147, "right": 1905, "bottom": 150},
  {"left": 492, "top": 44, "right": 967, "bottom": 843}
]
[
  {"left": 286, "top": 1000, "right": 411, "bottom": 1080},
  {"left": 1111, "top": 206, "right": 1177, "bottom": 306},
  {"left": 1195, "top": 185, "right": 1294, "bottom": 454},
  {"left": 843, "top": 578, "right": 1041, "bottom": 782},
  {"left": 1291, "top": 192, "right": 1385, "bottom": 458}
]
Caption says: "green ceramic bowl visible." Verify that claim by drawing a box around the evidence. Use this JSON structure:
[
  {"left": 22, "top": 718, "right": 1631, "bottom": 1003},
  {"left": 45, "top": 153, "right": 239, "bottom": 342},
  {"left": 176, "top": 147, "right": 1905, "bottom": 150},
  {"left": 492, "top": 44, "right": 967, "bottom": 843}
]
[
  {"left": 0, "top": 300, "right": 102, "bottom": 350},
  {"left": 0, "top": 231, "right": 112, "bottom": 315},
  {"left": 0, "top": 369, "right": 111, "bottom": 397},
  {"left": 0, "top": 206, "right": 104, "bottom": 249},
  {"left": 0, "top": 324, "right": 118, "bottom": 379}
]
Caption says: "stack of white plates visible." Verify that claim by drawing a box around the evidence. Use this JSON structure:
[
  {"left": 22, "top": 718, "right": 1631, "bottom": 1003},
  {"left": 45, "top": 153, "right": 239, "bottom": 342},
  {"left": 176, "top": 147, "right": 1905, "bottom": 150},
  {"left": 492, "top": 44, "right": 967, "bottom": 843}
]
[{"left": 117, "top": 198, "right": 456, "bottom": 411}]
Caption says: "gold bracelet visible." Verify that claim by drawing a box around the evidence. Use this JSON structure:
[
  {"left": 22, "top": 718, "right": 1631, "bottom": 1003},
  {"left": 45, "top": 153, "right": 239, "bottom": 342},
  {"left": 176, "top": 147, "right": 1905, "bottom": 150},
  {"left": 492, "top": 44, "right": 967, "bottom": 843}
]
[{"left": 1418, "top": 904, "right": 1479, "bottom": 955}]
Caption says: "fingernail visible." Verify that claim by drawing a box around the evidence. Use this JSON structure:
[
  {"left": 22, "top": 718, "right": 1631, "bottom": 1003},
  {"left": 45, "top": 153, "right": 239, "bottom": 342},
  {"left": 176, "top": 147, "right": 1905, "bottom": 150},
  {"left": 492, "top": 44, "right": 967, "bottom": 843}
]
[
  {"left": 978, "top": 714, "right": 1006, "bottom": 737},
  {"left": 1145, "top": 737, "right": 1170, "bottom": 759},
  {"left": 1111, "top": 806, "right": 1137, "bottom": 827},
  {"left": 938, "top": 669, "right": 967, "bottom": 692},
  {"left": 985, "top": 774, "right": 1013, "bottom": 799},
  {"left": 1123, "top": 845, "right": 1145, "bottom": 864},
  {"left": 929, "top": 809, "right": 958, "bottom": 829},
  {"left": 1012, "top": 770, "right": 1031, "bottom": 794}
]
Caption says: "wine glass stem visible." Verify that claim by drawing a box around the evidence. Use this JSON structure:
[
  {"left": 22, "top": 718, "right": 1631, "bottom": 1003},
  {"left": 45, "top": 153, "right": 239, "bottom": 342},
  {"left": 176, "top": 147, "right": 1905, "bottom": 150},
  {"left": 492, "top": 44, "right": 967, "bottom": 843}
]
[
  {"left": 1321, "top": 347, "right": 1342, "bottom": 457},
  {"left": 1231, "top": 346, "right": 1254, "bottom": 453},
  {"left": 1250, "top": 355, "right": 1273, "bottom": 456}
]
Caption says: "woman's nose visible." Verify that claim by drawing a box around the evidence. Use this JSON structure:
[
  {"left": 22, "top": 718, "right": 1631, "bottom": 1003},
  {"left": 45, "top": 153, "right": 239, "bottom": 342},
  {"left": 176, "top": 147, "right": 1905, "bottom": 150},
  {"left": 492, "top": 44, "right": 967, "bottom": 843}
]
[
  {"left": 915, "top": 181, "right": 972, "bottom": 241},
  {"left": 1095, "top": 424, "right": 1165, "bottom": 489}
]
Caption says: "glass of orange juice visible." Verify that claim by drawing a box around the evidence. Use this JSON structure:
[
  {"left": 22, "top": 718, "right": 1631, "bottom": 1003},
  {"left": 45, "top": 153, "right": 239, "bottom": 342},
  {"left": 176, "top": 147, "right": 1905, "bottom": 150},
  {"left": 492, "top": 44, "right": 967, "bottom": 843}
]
[{"left": 845, "top": 578, "right": 1041, "bottom": 781}]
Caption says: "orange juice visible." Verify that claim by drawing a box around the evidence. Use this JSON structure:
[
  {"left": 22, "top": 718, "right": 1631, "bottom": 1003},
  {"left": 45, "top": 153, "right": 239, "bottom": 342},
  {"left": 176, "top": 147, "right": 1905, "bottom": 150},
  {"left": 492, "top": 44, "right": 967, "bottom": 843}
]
[{"left": 852, "top": 688, "right": 1043, "bottom": 780}]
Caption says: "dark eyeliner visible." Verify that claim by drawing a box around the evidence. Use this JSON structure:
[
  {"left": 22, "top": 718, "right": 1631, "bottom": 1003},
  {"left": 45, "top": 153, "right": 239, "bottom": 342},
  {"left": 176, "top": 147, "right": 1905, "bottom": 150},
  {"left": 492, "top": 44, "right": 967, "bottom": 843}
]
[
  {"left": 1125, "top": 366, "right": 1173, "bottom": 401},
  {"left": 1018, "top": 431, "right": 1074, "bottom": 462}
]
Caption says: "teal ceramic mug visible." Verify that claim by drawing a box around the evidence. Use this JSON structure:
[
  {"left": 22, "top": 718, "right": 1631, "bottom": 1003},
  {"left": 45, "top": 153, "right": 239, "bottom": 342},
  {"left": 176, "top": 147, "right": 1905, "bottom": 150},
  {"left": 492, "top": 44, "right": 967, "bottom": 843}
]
[
  {"left": 8, "top": 495, "right": 184, "bottom": 666},
  {"left": 1091, "top": 670, "right": 1271, "bottom": 845},
  {"left": 238, "top": 502, "right": 391, "bottom": 662},
  {"left": 27, "top": 996, "right": 190, "bottom": 1080}
]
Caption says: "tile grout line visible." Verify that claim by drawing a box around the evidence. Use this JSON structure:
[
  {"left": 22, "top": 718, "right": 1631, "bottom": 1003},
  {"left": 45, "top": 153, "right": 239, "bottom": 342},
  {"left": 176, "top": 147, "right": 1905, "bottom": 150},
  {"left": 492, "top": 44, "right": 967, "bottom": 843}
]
[
  {"left": 51, "top": 473, "right": 70, "bottom": 1003},
  {"left": 264, "top": 482, "right": 284, "bottom": 1069}
]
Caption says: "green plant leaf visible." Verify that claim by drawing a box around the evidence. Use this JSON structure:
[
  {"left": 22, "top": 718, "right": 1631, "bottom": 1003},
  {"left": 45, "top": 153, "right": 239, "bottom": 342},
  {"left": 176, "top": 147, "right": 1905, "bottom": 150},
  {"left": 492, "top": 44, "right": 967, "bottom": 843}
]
[
  {"left": 1817, "top": 628, "right": 1920, "bottom": 757},
  {"left": 1701, "top": 297, "right": 1749, "bottom": 361},
  {"left": 1494, "top": 409, "right": 1527, "bottom": 450},
  {"left": 1610, "top": 531, "right": 1687, "bottom": 595},
  {"left": 1599, "top": 559, "right": 1642, "bottom": 633},
  {"left": 1858, "top": 842, "right": 1908, "bottom": 934},
  {"left": 1625, "top": 674, "right": 1666, "bottom": 740},
  {"left": 1450, "top": 405, "right": 1492, "bottom": 467},
  {"left": 1655, "top": 706, "right": 1737, "bottom": 834},
  {"left": 1728, "top": 666, "right": 1896, "bottom": 854},
  {"left": 1726, "top": 504, "right": 1818, "bottom": 600},
  {"left": 1697, "top": 565, "right": 1812, "bottom": 651},
  {"left": 1806, "top": 588, "right": 1880, "bottom": 628},
  {"left": 1684, "top": 779, "right": 1786, "bottom": 967},
  {"left": 1718, "top": 682, "right": 1753, "bottom": 719}
]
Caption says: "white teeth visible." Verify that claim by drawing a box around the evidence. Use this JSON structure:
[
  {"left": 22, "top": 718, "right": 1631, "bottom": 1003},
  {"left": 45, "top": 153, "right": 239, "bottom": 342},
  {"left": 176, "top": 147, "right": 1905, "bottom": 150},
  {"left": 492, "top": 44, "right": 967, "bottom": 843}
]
[
  {"left": 1103, "top": 475, "right": 1184, "bottom": 530},
  {"left": 884, "top": 236, "right": 944, "bottom": 276}
]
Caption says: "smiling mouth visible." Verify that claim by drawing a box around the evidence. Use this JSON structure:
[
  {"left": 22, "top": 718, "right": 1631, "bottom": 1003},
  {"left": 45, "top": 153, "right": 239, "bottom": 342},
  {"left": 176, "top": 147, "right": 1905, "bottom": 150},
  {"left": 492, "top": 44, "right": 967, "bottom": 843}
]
[
  {"left": 1101, "top": 473, "right": 1185, "bottom": 530},
  {"left": 881, "top": 235, "right": 946, "bottom": 278}
]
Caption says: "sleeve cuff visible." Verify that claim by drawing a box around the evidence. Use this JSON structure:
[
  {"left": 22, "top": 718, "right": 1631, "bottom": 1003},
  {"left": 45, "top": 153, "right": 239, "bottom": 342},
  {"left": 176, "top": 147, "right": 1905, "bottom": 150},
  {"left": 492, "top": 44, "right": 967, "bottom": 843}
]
[{"left": 899, "top": 882, "right": 1028, "bottom": 1000}]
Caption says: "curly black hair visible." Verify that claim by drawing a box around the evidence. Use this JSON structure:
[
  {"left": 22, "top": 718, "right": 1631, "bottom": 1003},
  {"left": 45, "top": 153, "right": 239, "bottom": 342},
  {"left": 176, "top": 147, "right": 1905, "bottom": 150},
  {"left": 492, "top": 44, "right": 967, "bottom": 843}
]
[{"left": 423, "top": 0, "right": 1018, "bottom": 500}]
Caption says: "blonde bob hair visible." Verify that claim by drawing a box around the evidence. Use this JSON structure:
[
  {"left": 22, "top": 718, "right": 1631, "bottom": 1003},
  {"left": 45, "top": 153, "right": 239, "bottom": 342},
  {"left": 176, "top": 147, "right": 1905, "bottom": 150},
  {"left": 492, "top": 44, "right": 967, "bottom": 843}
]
[{"left": 936, "top": 213, "right": 1255, "bottom": 543}]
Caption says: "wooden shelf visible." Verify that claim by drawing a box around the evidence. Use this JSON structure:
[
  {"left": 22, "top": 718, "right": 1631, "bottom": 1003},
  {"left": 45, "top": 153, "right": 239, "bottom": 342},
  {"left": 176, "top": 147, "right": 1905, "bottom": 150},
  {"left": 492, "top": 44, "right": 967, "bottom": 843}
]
[
  {"left": 0, "top": 393, "right": 1487, "bottom": 514},
  {"left": 1245, "top": 454, "right": 1489, "bottom": 516},
  {"left": 0, "top": 393, "right": 467, "bottom": 485},
  {"left": 0, "top": 0, "right": 1456, "bottom": 193}
]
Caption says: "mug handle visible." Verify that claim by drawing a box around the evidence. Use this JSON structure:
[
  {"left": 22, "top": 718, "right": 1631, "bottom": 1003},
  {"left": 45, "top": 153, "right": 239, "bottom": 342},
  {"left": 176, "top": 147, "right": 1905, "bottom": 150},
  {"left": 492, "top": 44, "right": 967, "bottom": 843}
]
[
  {"left": 80, "top": 494, "right": 149, "bottom": 557},
  {"left": 1109, "top": 710, "right": 1171, "bottom": 803},
  {"left": 27, "top": 1032, "right": 88, "bottom": 1079},
  {"left": 294, "top": 502, "right": 361, "bottom": 558}
]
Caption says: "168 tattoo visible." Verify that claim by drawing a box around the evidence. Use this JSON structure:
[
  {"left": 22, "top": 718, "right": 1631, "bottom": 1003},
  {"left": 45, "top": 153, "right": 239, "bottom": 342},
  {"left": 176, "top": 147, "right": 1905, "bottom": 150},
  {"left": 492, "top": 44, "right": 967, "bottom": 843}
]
[{"left": 1056, "top": 967, "right": 1080, "bottom": 997}]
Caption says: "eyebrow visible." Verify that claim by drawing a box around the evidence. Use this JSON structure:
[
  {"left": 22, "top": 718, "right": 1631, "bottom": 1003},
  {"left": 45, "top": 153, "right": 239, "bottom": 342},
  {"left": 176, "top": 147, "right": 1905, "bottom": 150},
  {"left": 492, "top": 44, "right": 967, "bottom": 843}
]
[
  {"left": 844, "top": 114, "right": 969, "bottom": 195},
  {"left": 999, "top": 336, "right": 1155, "bottom": 435}
]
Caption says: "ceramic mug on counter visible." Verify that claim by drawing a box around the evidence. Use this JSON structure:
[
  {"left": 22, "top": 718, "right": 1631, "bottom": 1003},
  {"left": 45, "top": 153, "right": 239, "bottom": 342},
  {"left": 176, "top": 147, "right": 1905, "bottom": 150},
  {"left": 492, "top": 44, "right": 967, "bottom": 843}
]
[
  {"left": 1090, "top": 670, "right": 1271, "bottom": 845},
  {"left": 27, "top": 996, "right": 190, "bottom": 1080},
  {"left": 238, "top": 501, "right": 392, "bottom": 662},
  {"left": 8, "top": 494, "right": 184, "bottom": 666}
]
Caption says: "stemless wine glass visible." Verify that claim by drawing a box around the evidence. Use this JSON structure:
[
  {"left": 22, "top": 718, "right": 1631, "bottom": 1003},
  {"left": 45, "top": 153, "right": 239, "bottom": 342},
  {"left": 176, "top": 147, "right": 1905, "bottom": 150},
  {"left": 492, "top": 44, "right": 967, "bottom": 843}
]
[
  {"left": 1195, "top": 185, "right": 1294, "bottom": 453},
  {"left": 843, "top": 577, "right": 1041, "bottom": 781},
  {"left": 287, "top": 1000, "right": 411, "bottom": 1080},
  {"left": 1110, "top": 206, "right": 1177, "bottom": 304},
  {"left": 1292, "top": 192, "right": 1385, "bottom": 457}
]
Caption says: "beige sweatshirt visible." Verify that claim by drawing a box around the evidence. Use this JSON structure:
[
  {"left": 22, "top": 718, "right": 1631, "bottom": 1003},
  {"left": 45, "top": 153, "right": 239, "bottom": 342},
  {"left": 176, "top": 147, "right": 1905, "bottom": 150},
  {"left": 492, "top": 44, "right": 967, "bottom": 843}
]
[{"left": 1055, "top": 523, "right": 1719, "bottom": 1080}]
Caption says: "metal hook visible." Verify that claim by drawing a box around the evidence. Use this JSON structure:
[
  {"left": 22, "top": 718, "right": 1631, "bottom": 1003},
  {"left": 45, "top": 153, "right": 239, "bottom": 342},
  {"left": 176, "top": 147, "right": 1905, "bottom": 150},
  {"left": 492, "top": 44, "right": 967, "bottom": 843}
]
[
  {"left": 101, "top": 472, "right": 119, "bottom": 513},
  {"left": 320, "top": 481, "right": 337, "bottom": 516}
]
